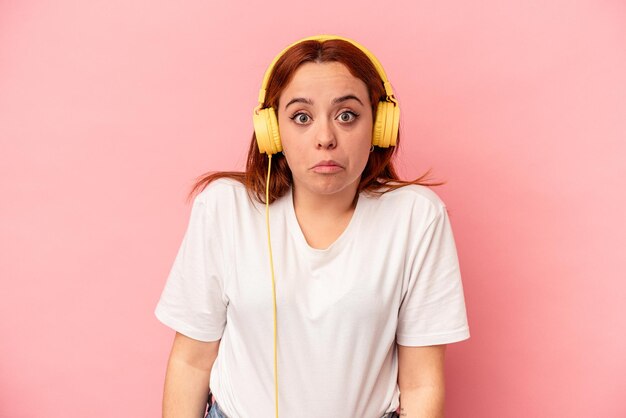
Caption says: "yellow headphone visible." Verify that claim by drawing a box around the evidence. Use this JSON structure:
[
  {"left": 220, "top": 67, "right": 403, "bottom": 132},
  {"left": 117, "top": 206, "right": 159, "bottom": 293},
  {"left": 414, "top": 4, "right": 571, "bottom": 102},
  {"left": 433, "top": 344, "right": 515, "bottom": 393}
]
[
  {"left": 254, "top": 35, "right": 400, "bottom": 418},
  {"left": 253, "top": 34, "right": 401, "bottom": 155}
]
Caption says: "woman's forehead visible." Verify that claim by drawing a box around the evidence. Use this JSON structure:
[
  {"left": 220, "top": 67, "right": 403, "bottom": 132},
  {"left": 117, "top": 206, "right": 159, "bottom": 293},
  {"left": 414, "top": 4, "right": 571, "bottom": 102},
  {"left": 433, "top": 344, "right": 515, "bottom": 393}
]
[{"left": 279, "top": 62, "right": 368, "bottom": 106}]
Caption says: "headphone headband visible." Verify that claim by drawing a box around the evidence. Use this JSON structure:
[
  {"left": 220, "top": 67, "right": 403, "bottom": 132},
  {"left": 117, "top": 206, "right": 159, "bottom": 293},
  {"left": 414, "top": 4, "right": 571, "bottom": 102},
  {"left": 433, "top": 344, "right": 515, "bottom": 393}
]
[
  {"left": 253, "top": 34, "right": 400, "bottom": 154},
  {"left": 256, "top": 34, "right": 396, "bottom": 107}
]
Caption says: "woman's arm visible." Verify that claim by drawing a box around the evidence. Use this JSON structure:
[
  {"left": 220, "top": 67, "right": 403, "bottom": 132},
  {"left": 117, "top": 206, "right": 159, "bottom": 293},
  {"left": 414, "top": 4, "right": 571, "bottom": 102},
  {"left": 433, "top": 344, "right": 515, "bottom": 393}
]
[
  {"left": 397, "top": 344, "right": 447, "bottom": 418},
  {"left": 162, "top": 332, "right": 221, "bottom": 418}
]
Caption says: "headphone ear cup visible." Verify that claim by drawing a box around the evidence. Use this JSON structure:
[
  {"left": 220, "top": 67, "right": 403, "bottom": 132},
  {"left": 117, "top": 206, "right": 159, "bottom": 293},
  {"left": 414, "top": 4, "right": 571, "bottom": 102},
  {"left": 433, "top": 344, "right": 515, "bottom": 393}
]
[
  {"left": 382, "top": 101, "right": 397, "bottom": 148},
  {"left": 372, "top": 101, "right": 400, "bottom": 148},
  {"left": 372, "top": 102, "right": 387, "bottom": 147},
  {"left": 265, "top": 108, "right": 283, "bottom": 154},
  {"left": 254, "top": 108, "right": 283, "bottom": 154},
  {"left": 389, "top": 102, "right": 400, "bottom": 147}
]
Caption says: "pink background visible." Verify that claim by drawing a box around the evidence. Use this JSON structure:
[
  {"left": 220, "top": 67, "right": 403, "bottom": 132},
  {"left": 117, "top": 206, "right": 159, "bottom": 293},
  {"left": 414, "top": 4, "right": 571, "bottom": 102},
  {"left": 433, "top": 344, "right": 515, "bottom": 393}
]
[{"left": 1, "top": 1, "right": 625, "bottom": 417}]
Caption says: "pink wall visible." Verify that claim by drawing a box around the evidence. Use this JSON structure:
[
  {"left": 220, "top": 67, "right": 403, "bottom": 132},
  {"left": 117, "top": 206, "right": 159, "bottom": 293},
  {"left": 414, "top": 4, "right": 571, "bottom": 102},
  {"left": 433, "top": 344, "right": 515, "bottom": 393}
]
[{"left": 1, "top": 1, "right": 625, "bottom": 417}]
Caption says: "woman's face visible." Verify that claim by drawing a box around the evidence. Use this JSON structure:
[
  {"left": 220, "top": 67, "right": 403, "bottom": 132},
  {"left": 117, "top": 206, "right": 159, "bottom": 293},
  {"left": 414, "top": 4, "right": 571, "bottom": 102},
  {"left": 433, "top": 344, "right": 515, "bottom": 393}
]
[{"left": 277, "top": 61, "right": 373, "bottom": 201}]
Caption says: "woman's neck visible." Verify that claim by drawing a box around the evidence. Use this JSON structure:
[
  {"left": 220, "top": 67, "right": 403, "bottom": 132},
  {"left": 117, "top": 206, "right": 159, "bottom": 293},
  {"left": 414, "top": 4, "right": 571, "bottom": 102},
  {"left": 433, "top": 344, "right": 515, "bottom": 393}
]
[
  {"left": 291, "top": 181, "right": 359, "bottom": 219},
  {"left": 290, "top": 181, "right": 360, "bottom": 249}
]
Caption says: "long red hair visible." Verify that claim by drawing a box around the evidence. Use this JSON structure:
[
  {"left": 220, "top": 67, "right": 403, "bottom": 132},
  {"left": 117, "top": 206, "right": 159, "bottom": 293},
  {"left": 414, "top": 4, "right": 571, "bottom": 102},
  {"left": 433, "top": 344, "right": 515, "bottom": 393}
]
[{"left": 187, "top": 38, "right": 444, "bottom": 204}]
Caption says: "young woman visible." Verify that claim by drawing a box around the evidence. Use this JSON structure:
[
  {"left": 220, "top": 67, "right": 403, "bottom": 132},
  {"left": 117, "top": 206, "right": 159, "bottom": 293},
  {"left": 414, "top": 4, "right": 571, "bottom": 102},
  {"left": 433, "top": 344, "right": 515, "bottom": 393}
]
[{"left": 155, "top": 35, "right": 470, "bottom": 418}]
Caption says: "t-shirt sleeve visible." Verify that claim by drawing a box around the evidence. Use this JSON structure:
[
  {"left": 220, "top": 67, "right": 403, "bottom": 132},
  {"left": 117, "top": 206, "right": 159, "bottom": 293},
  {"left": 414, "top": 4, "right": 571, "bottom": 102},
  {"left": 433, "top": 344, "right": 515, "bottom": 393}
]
[
  {"left": 154, "top": 193, "right": 228, "bottom": 342},
  {"left": 396, "top": 205, "right": 470, "bottom": 346}
]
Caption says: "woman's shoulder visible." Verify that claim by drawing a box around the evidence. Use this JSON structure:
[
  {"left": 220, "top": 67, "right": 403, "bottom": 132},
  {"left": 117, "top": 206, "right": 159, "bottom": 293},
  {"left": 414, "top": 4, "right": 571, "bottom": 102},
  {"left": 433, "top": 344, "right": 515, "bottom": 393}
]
[
  {"left": 368, "top": 183, "right": 447, "bottom": 212},
  {"left": 194, "top": 177, "right": 248, "bottom": 203},
  {"left": 190, "top": 177, "right": 259, "bottom": 218},
  {"left": 189, "top": 177, "right": 260, "bottom": 225}
]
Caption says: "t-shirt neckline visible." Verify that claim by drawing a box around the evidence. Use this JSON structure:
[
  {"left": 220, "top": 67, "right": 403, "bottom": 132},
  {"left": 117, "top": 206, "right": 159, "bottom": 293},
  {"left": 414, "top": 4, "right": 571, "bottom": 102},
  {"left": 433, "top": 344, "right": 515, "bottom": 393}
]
[{"left": 284, "top": 186, "right": 365, "bottom": 256}]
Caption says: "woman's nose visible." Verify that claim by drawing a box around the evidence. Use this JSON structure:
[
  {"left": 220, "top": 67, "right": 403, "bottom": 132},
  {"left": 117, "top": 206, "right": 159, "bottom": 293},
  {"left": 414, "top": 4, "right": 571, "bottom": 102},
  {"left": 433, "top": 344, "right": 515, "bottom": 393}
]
[{"left": 315, "top": 120, "right": 337, "bottom": 149}]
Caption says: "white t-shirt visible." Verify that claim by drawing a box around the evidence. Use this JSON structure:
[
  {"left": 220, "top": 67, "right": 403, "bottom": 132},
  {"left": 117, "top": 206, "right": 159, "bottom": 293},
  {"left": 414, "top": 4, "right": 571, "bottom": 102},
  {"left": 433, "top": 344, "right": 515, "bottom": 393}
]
[{"left": 155, "top": 178, "right": 469, "bottom": 418}]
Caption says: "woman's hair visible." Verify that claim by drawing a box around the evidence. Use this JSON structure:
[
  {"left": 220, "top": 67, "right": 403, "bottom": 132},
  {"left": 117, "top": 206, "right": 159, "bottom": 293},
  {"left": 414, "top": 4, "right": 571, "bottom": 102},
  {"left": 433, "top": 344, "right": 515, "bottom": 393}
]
[{"left": 187, "top": 38, "right": 445, "bottom": 204}]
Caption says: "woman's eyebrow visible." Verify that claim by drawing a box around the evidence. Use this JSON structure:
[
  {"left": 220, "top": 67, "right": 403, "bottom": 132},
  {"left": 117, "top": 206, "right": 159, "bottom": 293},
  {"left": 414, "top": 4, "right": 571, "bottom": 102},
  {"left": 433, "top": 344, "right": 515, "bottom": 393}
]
[
  {"left": 332, "top": 94, "right": 364, "bottom": 106},
  {"left": 284, "top": 97, "right": 313, "bottom": 110}
]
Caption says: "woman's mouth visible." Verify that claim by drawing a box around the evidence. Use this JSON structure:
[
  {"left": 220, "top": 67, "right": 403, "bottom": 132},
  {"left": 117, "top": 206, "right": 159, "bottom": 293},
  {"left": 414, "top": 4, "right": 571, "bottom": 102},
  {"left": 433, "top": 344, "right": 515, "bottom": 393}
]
[{"left": 311, "top": 160, "right": 344, "bottom": 174}]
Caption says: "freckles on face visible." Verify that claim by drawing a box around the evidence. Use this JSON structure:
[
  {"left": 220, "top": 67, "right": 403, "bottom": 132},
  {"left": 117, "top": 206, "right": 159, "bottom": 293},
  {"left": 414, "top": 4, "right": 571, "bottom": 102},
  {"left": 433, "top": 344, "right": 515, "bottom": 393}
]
[{"left": 275, "top": 61, "right": 374, "bottom": 196}]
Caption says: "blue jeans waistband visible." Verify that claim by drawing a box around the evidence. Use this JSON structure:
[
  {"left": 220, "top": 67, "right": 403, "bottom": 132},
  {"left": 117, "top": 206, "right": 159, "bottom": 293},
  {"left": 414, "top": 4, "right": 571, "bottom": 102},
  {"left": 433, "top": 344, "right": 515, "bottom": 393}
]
[{"left": 206, "top": 398, "right": 400, "bottom": 418}]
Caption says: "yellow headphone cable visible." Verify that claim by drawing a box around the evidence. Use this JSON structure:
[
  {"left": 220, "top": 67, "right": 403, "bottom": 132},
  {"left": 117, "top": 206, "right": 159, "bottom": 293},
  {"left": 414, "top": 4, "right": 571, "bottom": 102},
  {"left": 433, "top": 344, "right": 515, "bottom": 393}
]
[{"left": 264, "top": 155, "right": 279, "bottom": 418}]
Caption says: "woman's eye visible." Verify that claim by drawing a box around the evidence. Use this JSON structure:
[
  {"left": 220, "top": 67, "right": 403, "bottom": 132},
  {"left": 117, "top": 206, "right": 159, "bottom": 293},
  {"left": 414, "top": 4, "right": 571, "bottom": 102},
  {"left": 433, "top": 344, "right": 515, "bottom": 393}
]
[
  {"left": 337, "top": 111, "right": 358, "bottom": 123},
  {"left": 291, "top": 113, "right": 311, "bottom": 124}
]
